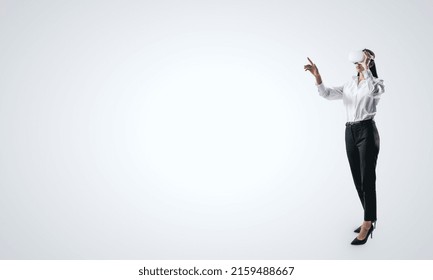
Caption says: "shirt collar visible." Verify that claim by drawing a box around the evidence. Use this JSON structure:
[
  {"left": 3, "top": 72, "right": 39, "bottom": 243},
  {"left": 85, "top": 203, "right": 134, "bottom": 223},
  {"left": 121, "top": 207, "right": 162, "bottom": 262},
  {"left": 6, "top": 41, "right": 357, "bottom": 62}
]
[{"left": 352, "top": 69, "right": 371, "bottom": 80}]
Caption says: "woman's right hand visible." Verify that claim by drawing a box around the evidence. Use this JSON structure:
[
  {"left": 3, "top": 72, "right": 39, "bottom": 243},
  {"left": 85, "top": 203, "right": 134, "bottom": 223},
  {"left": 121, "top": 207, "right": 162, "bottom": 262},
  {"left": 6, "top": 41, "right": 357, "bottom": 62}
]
[
  {"left": 304, "top": 57, "right": 322, "bottom": 85},
  {"left": 304, "top": 57, "right": 320, "bottom": 77}
]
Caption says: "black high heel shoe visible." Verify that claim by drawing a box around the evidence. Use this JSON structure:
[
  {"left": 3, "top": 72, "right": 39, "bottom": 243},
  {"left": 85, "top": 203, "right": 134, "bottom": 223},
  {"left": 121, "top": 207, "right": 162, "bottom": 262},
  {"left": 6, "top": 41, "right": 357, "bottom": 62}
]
[
  {"left": 354, "top": 226, "right": 361, "bottom": 233},
  {"left": 351, "top": 222, "right": 375, "bottom": 245}
]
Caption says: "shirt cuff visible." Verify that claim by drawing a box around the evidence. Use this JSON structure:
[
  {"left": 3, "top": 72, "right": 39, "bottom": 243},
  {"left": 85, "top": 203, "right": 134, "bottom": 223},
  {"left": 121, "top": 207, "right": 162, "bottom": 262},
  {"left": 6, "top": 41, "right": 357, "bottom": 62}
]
[{"left": 316, "top": 83, "right": 326, "bottom": 94}]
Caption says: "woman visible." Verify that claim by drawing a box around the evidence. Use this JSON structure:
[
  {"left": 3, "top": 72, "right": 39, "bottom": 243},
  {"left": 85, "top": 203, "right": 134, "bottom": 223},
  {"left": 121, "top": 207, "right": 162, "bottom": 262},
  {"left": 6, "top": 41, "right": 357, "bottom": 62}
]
[{"left": 304, "top": 49, "right": 385, "bottom": 245}]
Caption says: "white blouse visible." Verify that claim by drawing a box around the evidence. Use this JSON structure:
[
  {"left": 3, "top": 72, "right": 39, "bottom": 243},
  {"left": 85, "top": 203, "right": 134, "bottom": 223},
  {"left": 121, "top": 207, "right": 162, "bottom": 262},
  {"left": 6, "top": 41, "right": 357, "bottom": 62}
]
[{"left": 316, "top": 69, "right": 385, "bottom": 122}]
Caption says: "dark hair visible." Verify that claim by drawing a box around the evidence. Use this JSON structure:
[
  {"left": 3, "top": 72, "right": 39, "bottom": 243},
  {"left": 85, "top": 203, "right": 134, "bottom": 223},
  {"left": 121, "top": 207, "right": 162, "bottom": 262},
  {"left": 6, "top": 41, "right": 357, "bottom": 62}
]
[{"left": 357, "top": 48, "right": 378, "bottom": 78}]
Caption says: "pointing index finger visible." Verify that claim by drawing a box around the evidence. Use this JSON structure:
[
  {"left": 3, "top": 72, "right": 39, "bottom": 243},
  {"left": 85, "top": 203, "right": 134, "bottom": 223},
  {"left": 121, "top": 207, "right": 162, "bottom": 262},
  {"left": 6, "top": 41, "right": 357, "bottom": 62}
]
[{"left": 307, "top": 57, "right": 314, "bottom": 65}]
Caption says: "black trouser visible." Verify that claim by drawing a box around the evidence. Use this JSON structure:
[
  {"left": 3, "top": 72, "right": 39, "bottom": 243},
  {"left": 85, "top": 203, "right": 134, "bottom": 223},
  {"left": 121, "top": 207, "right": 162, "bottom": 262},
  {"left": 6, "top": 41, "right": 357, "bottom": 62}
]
[{"left": 345, "top": 119, "right": 380, "bottom": 222}]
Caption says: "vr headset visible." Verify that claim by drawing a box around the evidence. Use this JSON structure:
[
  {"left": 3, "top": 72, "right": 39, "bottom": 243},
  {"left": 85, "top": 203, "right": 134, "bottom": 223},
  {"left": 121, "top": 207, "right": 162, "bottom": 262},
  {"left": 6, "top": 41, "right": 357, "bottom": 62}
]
[{"left": 348, "top": 50, "right": 375, "bottom": 67}]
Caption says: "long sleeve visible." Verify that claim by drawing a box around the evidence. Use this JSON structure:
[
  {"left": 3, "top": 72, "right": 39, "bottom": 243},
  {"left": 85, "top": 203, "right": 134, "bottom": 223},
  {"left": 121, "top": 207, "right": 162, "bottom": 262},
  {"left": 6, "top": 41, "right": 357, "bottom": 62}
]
[
  {"left": 316, "top": 82, "right": 344, "bottom": 100},
  {"left": 362, "top": 69, "right": 385, "bottom": 98}
]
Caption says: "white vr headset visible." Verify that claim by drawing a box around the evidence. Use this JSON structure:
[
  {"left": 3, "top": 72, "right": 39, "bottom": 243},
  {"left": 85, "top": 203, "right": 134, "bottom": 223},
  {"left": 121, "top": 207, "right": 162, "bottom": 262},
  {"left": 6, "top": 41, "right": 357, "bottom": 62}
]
[{"left": 348, "top": 50, "right": 366, "bottom": 64}]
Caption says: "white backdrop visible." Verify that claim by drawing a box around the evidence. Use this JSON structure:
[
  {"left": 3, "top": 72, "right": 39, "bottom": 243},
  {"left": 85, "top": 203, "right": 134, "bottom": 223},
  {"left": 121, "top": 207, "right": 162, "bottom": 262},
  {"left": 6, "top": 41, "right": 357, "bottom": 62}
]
[{"left": 1, "top": 0, "right": 432, "bottom": 259}]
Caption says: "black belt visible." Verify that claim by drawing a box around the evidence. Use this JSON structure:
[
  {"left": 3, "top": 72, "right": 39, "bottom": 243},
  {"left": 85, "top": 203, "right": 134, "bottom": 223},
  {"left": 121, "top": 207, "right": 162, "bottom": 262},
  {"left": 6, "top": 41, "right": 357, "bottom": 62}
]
[{"left": 345, "top": 118, "right": 374, "bottom": 127}]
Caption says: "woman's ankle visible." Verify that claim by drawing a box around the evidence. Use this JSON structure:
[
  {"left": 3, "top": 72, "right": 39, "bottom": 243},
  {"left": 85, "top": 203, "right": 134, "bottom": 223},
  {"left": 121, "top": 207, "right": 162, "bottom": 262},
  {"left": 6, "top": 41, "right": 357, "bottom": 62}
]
[{"left": 362, "top": 221, "right": 372, "bottom": 228}]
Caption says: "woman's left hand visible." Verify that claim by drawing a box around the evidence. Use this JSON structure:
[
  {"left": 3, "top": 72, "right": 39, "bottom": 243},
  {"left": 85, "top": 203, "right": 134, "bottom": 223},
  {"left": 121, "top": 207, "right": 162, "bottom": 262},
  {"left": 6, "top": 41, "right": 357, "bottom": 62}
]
[{"left": 360, "top": 52, "right": 372, "bottom": 71}]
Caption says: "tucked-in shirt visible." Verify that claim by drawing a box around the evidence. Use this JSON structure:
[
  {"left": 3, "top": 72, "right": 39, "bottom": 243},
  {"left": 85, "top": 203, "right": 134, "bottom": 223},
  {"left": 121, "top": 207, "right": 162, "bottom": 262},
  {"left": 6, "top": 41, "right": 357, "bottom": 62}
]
[{"left": 316, "top": 69, "right": 385, "bottom": 122}]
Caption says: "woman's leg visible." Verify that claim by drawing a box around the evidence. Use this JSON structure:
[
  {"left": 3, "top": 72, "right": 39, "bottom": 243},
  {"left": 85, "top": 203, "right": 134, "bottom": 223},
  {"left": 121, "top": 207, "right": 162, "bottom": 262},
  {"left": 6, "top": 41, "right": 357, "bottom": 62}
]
[
  {"left": 345, "top": 125, "right": 364, "bottom": 209},
  {"left": 356, "top": 122, "right": 380, "bottom": 222}
]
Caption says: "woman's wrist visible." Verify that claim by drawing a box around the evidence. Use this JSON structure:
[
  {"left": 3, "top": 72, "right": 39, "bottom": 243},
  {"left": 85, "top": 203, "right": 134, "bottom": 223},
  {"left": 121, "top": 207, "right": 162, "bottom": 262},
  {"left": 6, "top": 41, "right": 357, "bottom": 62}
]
[{"left": 315, "top": 74, "right": 322, "bottom": 85}]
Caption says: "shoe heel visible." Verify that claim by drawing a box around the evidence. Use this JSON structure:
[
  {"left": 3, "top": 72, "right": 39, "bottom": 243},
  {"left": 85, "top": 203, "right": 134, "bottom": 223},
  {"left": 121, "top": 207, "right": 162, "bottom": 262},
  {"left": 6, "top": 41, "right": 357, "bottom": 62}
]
[{"left": 371, "top": 221, "right": 376, "bottom": 238}]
